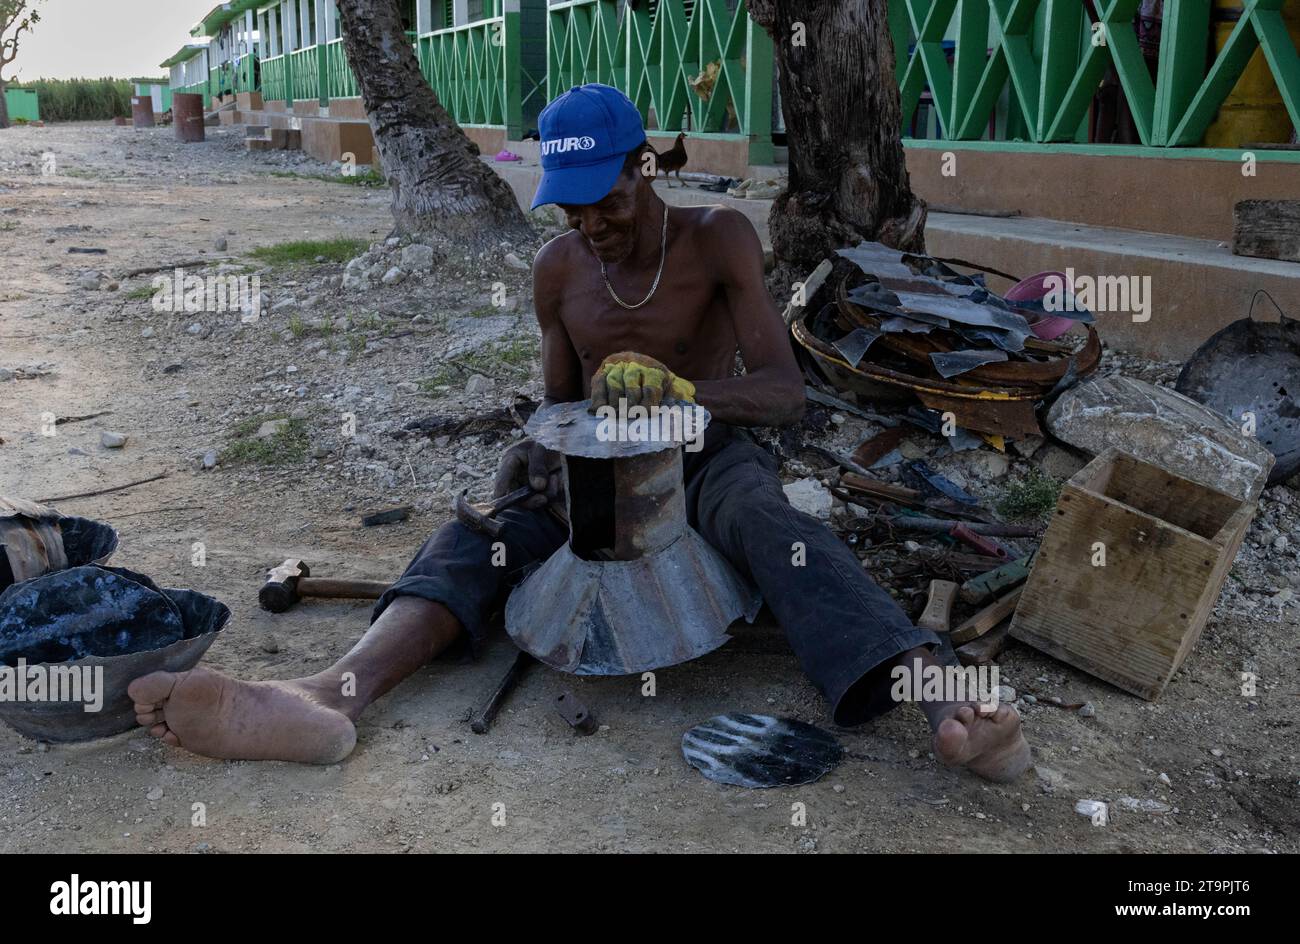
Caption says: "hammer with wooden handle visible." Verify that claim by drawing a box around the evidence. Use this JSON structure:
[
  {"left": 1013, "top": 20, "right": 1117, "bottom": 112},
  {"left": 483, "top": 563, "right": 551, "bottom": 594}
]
[
  {"left": 258, "top": 558, "right": 391, "bottom": 613},
  {"left": 452, "top": 484, "right": 536, "bottom": 538}
]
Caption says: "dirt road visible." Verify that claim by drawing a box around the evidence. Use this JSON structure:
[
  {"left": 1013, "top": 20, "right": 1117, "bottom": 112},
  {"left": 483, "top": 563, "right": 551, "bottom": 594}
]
[{"left": 0, "top": 123, "right": 1296, "bottom": 853}]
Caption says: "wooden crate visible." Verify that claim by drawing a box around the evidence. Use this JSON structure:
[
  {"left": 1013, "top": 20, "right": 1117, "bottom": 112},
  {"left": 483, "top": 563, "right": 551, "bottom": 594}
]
[{"left": 1010, "top": 448, "right": 1255, "bottom": 699}]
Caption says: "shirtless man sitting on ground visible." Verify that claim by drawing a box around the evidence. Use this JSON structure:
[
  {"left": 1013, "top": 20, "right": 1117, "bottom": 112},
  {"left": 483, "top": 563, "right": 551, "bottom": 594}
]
[{"left": 128, "top": 84, "right": 1030, "bottom": 782}]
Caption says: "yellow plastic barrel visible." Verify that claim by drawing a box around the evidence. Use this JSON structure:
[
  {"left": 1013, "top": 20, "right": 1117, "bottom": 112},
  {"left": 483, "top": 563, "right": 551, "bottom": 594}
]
[{"left": 1203, "top": 0, "right": 1300, "bottom": 146}]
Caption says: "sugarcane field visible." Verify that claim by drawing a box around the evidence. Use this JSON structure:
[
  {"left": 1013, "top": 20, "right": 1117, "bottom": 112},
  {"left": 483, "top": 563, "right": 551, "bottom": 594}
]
[{"left": 0, "top": 0, "right": 1297, "bottom": 895}]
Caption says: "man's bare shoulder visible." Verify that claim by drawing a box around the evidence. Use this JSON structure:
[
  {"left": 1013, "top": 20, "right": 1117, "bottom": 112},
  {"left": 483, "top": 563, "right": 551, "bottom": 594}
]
[
  {"left": 683, "top": 204, "right": 764, "bottom": 267},
  {"left": 533, "top": 227, "right": 582, "bottom": 281}
]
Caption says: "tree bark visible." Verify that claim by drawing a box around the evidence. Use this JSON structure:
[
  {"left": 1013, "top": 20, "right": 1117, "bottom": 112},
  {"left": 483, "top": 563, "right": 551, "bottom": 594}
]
[
  {"left": 0, "top": 82, "right": 9, "bottom": 129},
  {"left": 749, "top": 0, "right": 926, "bottom": 279},
  {"left": 335, "top": 0, "right": 530, "bottom": 249}
]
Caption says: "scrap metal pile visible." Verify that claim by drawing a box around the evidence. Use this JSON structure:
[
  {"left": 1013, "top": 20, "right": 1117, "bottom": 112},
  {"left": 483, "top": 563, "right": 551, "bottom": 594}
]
[{"left": 791, "top": 242, "right": 1100, "bottom": 442}]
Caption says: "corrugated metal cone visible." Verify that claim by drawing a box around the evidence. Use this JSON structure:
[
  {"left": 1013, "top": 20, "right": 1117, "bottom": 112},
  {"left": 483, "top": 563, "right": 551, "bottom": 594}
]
[{"left": 505, "top": 530, "right": 761, "bottom": 675}]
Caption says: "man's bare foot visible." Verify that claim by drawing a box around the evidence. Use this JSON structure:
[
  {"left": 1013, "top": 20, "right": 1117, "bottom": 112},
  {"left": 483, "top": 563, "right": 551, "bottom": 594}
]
[
  {"left": 932, "top": 703, "right": 1031, "bottom": 783},
  {"left": 127, "top": 667, "right": 357, "bottom": 764}
]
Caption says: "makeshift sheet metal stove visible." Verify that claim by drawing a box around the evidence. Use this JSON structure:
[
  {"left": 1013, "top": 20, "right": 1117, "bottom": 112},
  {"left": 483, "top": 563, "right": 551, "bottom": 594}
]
[{"left": 505, "top": 401, "right": 761, "bottom": 676}]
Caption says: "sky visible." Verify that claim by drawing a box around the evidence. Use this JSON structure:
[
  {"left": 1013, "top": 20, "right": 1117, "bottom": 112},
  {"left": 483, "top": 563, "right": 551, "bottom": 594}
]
[{"left": 8, "top": 1, "right": 218, "bottom": 81}]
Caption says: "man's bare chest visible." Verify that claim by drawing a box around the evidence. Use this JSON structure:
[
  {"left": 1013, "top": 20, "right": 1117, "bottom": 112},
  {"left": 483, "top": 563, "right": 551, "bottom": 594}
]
[{"left": 558, "top": 260, "right": 731, "bottom": 373}]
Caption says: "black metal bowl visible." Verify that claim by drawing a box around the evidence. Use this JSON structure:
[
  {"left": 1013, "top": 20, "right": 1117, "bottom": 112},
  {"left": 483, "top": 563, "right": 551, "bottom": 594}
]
[
  {"left": 0, "top": 569, "right": 229, "bottom": 743},
  {"left": 59, "top": 515, "right": 121, "bottom": 567}
]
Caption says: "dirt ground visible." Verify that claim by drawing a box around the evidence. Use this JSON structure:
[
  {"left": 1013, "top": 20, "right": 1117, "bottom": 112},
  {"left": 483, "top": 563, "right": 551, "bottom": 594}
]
[{"left": 0, "top": 122, "right": 1296, "bottom": 854}]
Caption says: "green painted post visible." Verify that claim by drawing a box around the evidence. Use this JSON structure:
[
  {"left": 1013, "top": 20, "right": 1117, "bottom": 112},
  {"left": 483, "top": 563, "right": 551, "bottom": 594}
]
[
  {"left": 318, "top": 41, "right": 329, "bottom": 106},
  {"left": 503, "top": 8, "right": 523, "bottom": 139},
  {"left": 744, "top": 11, "right": 774, "bottom": 167},
  {"left": 1037, "top": 0, "right": 1083, "bottom": 140},
  {"left": 1152, "top": 0, "right": 1212, "bottom": 145},
  {"left": 951, "top": 0, "right": 990, "bottom": 136}
]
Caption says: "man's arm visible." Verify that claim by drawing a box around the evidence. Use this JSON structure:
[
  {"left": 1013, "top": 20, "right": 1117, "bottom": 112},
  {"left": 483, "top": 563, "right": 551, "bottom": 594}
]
[
  {"left": 532, "top": 235, "right": 584, "bottom": 407},
  {"left": 689, "top": 208, "right": 805, "bottom": 428},
  {"left": 489, "top": 237, "right": 582, "bottom": 504}
]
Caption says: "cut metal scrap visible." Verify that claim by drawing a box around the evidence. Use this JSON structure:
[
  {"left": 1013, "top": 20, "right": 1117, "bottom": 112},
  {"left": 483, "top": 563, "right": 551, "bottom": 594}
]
[
  {"left": 904, "top": 461, "right": 980, "bottom": 505},
  {"left": 893, "top": 291, "right": 1033, "bottom": 343},
  {"left": 930, "top": 349, "right": 1009, "bottom": 379},
  {"left": 881, "top": 315, "right": 946, "bottom": 334},
  {"left": 792, "top": 314, "right": 1049, "bottom": 439},
  {"left": 831, "top": 326, "right": 882, "bottom": 367}
]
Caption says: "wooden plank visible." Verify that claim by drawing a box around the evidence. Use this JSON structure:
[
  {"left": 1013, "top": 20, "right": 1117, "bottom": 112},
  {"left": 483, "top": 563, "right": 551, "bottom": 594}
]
[
  {"left": 956, "top": 622, "right": 1011, "bottom": 665},
  {"left": 951, "top": 587, "right": 1024, "bottom": 644},
  {"left": 1233, "top": 199, "right": 1300, "bottom": 263}
]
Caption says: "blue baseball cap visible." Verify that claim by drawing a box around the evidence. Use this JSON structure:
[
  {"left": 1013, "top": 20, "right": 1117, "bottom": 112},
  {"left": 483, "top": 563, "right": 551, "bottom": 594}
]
[{"left": 530, "top": 84, "right": 647, "bottom": 210}]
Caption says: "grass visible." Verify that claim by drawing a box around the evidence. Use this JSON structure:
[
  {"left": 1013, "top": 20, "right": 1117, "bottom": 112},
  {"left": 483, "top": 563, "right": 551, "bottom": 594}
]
[
  {"left": 11, "top": 78, "right": 133, "bottom": 121},
  {"left": 287, "top": 312, "right": 307, "bottom": 338},
  {"left": 996, "top": 468, "right": 1063, "bottom": 521},
  {"left": 222, "top": 412, "right": 310, "bottom": 466},
  {"left": 125, "top": 285, "right": 156, "bottom": 300},
  {"left": 417, "top": 336, "right": 540, "bottom": 393},
  {"left": 247, "top": 237, "right": 368, "bottom": 267},
  {"left": 263, "top": 166, "right": 387, "bottom": 188}
]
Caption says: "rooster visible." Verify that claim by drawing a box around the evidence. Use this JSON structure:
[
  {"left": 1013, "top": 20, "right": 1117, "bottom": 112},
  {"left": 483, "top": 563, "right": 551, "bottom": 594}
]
[{"left": 654, "top": 132, "right": 688, "bottom": 187}]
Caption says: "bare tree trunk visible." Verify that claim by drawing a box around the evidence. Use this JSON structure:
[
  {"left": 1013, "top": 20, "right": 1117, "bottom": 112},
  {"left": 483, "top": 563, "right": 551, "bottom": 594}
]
[
  {"left": 749, "top": 0, "right": 926, "bottom": 279},
  {"left": 0, "top": 81, "right": 9, "bottom": 129},
  {"left": 335, "top": 0, "right": 530, "bottom": 249}
]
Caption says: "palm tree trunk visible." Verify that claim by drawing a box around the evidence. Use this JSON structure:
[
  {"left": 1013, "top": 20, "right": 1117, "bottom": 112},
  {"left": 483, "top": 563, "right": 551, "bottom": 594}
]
[
  {"left": 335, "top": 0, "right": 530, "bottom": 249},
  {"left": 749, "top": 0, "right": 926, "bottom": 279}
]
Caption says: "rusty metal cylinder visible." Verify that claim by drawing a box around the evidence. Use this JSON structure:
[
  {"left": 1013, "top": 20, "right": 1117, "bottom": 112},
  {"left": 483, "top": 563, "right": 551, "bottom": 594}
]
[
  {"left": 613, "top": 449, "right": 686, "bottom": 559},
  {"left": 173, "top": 93, "right": 205, "bottom": 143},
  {"left": 130, "top": 95, "right": 155, "bottom": 128}
]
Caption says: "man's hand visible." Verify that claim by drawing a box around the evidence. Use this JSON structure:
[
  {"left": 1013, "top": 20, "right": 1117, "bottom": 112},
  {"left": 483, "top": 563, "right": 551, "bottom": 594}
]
[
  {"left": 588, "top": 351, "right": 695, "bottom": 413},
  {"left": 493, "top": 438, "right": 563, "bottom": 510}
]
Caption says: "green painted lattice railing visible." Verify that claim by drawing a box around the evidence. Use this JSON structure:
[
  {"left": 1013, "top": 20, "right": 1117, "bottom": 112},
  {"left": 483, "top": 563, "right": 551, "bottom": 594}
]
[
  {"left": 326, "top": 39, "right": 359, "bottom": 99},
  {"left": 290, "top": 46, "right": 320, "bottom": 103},
  {"left": 418, "top": 15, "right": 526, "bottom": 135},
  {"left": 893, "top": 0, "right": 1300, "bottom": 146},
  {"left": 261, "top": 54, "right": 288, "bottom": 102},
  {"left": 546, "top": 0, "right": 774, "bottom": 162}
]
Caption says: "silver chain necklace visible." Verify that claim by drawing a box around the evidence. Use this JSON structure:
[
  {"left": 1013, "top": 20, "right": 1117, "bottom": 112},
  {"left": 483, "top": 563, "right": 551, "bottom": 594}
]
[{"left": 596, "top": 202, "right": 668, "bottom": 310}]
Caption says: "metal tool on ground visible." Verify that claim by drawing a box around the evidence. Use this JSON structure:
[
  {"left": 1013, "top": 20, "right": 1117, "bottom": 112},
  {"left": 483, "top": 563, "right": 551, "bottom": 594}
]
[
  {"left": 470, "top": 649, "right": 534, "bottom": 734},
  {"left": 554, "top": 689, "right": 598, "bottom": 735},
  {"left": 258, "top": 559, "right": 390, "bottom": 613},
  {"left": 961, "top": 553, "right": 1035, "bottom": 604},
  {"left": 452, "top": 484, "right": 535, "bottom": 538},
  {"left": 948, "top": 522, "right": 1014, "bottom": 560}
]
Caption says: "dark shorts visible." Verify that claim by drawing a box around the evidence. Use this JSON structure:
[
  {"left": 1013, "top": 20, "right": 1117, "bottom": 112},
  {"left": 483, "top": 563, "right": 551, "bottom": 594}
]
[{"left": 372, "top": 431, "right": 938, "bottom": 724}]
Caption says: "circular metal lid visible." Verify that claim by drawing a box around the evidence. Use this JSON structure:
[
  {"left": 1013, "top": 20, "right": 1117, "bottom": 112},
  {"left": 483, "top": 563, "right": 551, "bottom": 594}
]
[{"left": 526, "top": 399, "right": 709, "bottom": 459}]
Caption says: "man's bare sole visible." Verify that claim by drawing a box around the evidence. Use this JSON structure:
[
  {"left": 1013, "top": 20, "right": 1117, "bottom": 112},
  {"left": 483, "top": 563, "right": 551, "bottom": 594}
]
[
  {"left": 128, "top": 667, "right": 357, "bottom": 765},
  {"left": 933, "top": 703, "right": 1031, "bottom": 783}
]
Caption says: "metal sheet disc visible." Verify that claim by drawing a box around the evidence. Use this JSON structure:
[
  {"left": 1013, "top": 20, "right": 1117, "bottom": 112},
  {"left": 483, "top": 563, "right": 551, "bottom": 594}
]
[{"left": 682, "top": 713, "right": 843, "bottom": 788}]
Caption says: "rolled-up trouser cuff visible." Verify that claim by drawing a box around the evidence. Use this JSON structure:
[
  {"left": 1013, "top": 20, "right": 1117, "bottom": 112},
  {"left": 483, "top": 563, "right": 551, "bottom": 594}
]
[{"left": 825, "top": 625, "right": 941, "bottom": 726}]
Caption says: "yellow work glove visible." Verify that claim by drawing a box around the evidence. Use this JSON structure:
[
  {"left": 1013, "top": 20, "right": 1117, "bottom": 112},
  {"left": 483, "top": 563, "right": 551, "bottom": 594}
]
[{"left": 589, "top": 351, "right": 696, "bottom": 412}]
